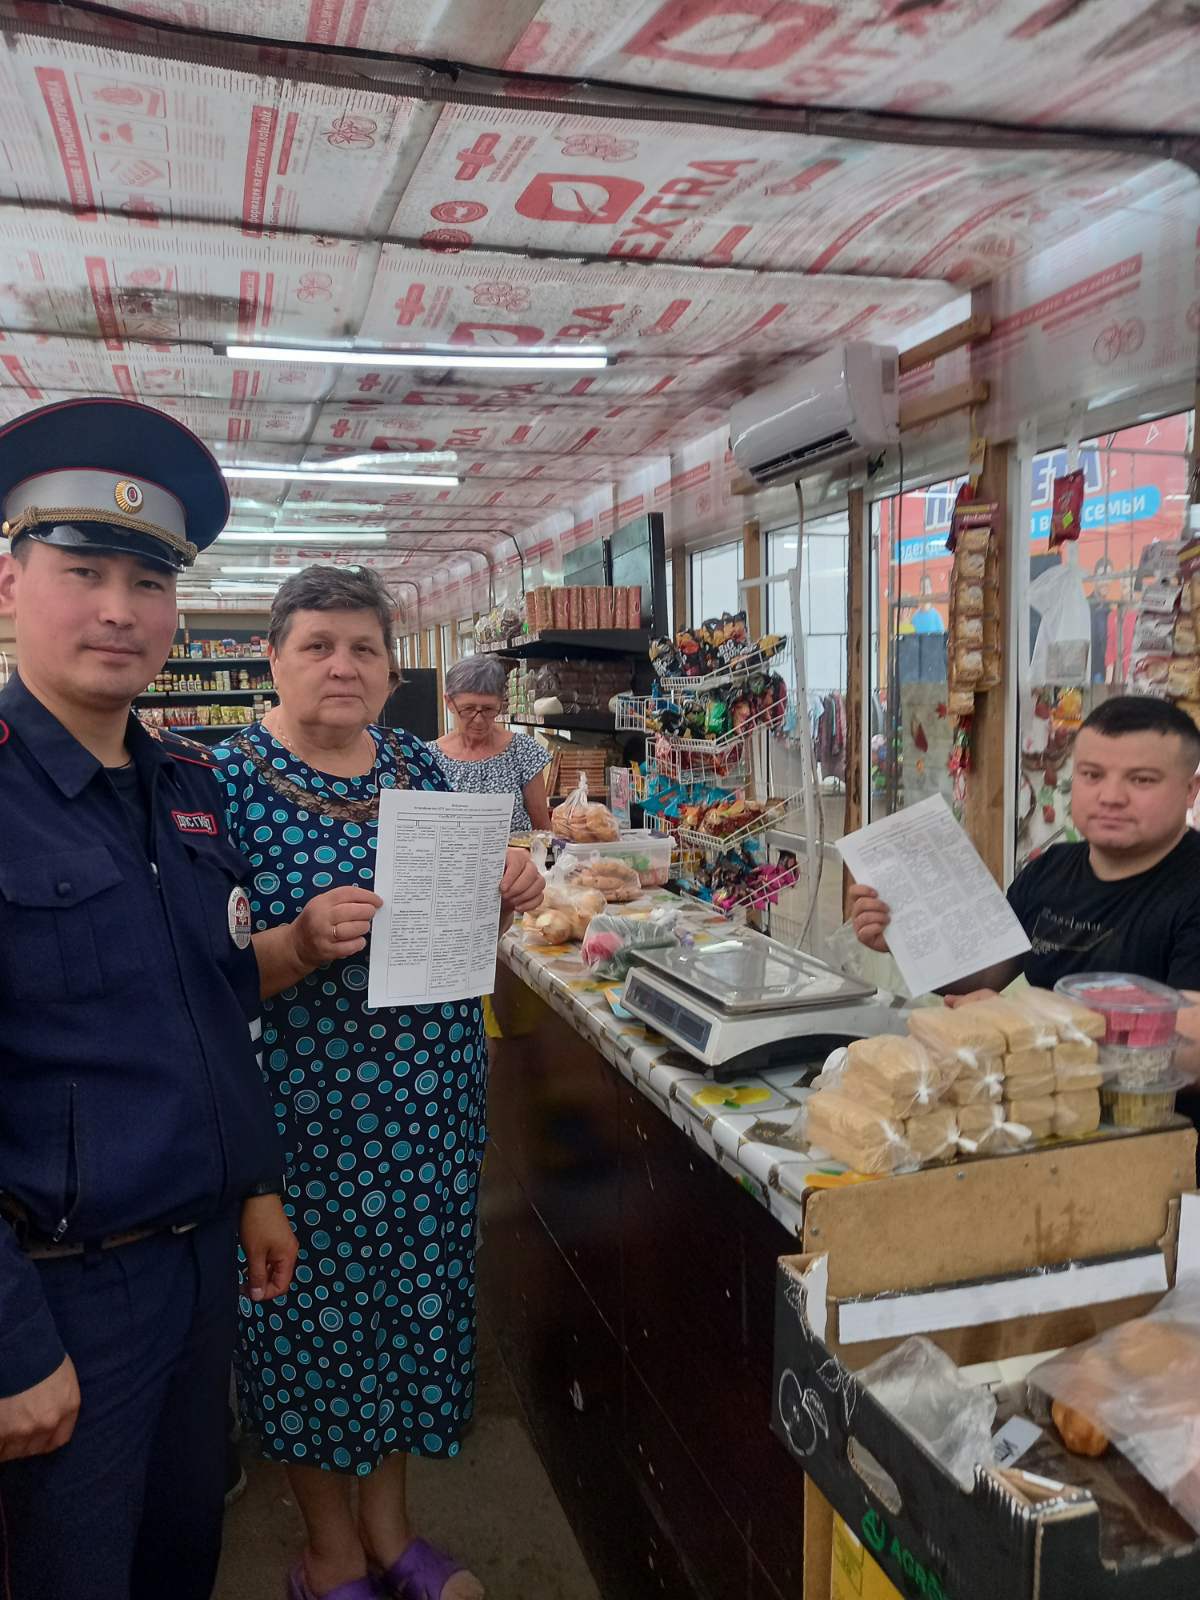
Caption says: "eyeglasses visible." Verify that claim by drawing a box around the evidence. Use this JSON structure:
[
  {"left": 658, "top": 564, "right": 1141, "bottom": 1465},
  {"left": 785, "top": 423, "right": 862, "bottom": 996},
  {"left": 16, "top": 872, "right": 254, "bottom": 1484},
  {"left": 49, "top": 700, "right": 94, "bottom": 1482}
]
[{"left": 452, "top": 701, "right": 502, "bottom": 722}]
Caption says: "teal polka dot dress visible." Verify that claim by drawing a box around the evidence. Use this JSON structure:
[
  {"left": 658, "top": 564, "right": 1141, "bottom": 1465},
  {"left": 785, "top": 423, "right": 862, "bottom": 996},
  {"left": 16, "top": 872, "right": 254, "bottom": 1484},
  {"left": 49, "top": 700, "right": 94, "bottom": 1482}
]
[{"left": 213, "top": 723, "right": 487, "bottom": 1474}]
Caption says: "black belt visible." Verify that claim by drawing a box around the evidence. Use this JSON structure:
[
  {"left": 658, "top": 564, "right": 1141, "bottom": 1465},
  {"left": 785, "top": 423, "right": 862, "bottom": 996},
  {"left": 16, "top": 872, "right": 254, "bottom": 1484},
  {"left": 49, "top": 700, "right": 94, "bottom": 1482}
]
[{"left": 0, "top": 1199, "right": 198, "bottom": 1260}]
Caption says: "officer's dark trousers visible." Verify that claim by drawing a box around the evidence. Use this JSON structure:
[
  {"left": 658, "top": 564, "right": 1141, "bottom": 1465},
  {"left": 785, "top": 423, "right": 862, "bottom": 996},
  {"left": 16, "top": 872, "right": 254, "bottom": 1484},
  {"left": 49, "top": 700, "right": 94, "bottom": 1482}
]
[{"left": 0, "top": 1211, "right": 238, "bottom": 1600}]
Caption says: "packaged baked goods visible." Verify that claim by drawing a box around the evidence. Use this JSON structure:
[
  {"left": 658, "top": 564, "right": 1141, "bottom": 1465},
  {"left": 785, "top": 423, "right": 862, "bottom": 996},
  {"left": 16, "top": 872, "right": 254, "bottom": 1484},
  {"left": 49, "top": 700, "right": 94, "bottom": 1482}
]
[
  {"left": 955, "top": 614, "right": 984, "bottom": 647},
  {"left": 613, "top": 587, "right": 630, "bottom": 629},
  {"left": 1030, "top": 1282, "right": 1200, "bottom": 1533},
  {"left": 1021, "top": 986, "right": 1106, "bottom": 1043},
  {"left": 1098, "top": 1040, "right": 1180, "bottom": 1089},
  {"left": 1004, "top": 1094, "right": 1056, "bottom": 1133},
  {"left": 571, "top": 855, "right": 642, "bottom": 903},
  {"left": 947, "top": 1064, "right": 1004, "bottom": 1105},
  {"left": 966, "top": 998, "right": 1057, "bottom": 1052},
  {"left": 596, "top": 587, "right": 616, "bottom": 629},
  {"left": 1000, "top": 1060, "right": 1056, "bottom": 1098},
  {"left": 1052, "top": 1089, "right": 1101, "bottom": 1137},
  {"left": 955, "top": 581, "right": 986, "bottom": 617},
  {"left": 1053, "top": 1042, "right": 1105, "bottom": 1091},
  {"left": 951, "top": 646, "right": 983, "bottom": 685},
  {"left": 957, "top": 1103, "right": 1031, "bottom": 1154},
  {"left": 1055, "top": 973, "right": 1182, "bottom": 1046},
  {"left": 550, "top": 774, "right": 621, "bottom": 844},
  {"left": 908, "top": 1007, "right": 1007, "bottom": 1069},
  {"left": 801, "top": 1092, "right": 911, "bottom": 1176},
  {"left": 903, "top": 1108, "right": 959, "bottom": 1165},
  {"left": 946, "top": 688, "right": 976, "bottom": 717},
  {"left": 831, "top": 1037, "right": 956, "bottom": 1119},
  {"left": 583, "top": 586, "right": 600, "bottom": 631},
  {"left": 1003, "top": 1046, "right": 1056, "bottom": 1078},
  {"left": 626, "top": 586, "right": 643, "bottom": 629}
]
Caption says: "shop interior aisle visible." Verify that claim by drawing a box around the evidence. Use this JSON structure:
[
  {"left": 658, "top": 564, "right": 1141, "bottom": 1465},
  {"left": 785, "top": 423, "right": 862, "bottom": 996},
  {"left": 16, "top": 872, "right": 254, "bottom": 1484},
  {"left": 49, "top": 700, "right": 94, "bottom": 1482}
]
[{"left": 216, "top": 1308, "right": 600, "bottom": 1600}]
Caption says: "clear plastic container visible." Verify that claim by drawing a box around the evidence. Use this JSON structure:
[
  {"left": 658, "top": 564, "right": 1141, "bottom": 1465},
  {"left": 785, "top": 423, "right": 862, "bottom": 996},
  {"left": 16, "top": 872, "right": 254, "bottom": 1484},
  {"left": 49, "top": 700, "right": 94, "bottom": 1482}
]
[
  {"left": 560, "top": 830, "right": 674, "bottom": 887},
  {"left": 1100, "top": 1070, "right": 1189, "bottom": 1129},
  {"left": 1054, "top": 972, "right": 1182, "bottom": 1047},
  {"left": 1098, "top": 1039, "right": 1180, "bottom": 1089}
]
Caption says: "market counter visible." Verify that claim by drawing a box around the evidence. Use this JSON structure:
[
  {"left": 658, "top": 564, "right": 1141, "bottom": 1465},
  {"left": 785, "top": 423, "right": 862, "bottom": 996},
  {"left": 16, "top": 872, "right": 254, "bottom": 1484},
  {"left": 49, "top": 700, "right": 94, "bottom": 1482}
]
[
  {"left": 483, "top": 907, "right": 1200, "bottom": 1600},
  {"left": 484, "top": 901, "right": 819, "bottom": 1600}
]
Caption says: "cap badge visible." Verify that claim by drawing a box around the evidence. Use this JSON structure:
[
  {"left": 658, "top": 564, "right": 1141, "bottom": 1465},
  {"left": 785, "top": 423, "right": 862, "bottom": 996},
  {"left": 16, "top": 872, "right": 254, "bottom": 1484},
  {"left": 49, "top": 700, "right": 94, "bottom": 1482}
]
[{"left": 114, "top": 480, "right": 144, "bottom": 514}]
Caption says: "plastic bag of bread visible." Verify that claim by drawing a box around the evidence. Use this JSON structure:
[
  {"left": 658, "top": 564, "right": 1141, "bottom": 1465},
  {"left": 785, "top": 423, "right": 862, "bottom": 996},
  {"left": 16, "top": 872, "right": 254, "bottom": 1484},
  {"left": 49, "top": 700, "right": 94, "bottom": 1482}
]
[
  {"left": 1021, "top": 986, "right": 1106, "bottom": 1043},
  {"left": 1001, "top": 1055, "right": 1056, "bottom": 1098},
  {"left": 549, "top": 774, "right": 620, "bottom": 844},
  {"left": 1003, "top": 1094, "right": 1056, "bottom": 1140},
  {"left": 523, "top": 845, "right": 606, "bottom": 944},
  {"left": 797, "top": 1092, "right": 913, "bottom": 1176},
  {"left": 824, "top": 1037, "right": 957, "bottom": 1119},
  {"left": 947, "top": 1062, "right": 1004, "bottom": 1106},
  {"left": 903, "top": 1108, "right": 959, "bottom": 1165},
  {"left": 1052, "top": 1089, "right": 1101, "bottom": 1136},
  {"left": 961, "top": 997, "right": 1057, "bottom": 1053},
  {"left": 956, "top": 1103, "right": 1034, "bottom": 1154},
  {"left": 1053, "top": 1043, "right": 1104, "bottom": 1091},
  {"left": 1030, "top": 1282, "right": 1200, "bottom": 1532},
  {"left": 571, "top": 853, "right": 642, "bottom": 903},
  {"left": 907, "top": 1007, "right": 1006, "bottom": 1071}
]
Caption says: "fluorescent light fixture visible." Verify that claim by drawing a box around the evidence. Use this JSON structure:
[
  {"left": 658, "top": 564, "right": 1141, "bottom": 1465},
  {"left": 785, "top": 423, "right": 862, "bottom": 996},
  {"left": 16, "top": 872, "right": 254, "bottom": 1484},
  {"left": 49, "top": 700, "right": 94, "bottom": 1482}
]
[
  {"left": 220, "top": 565, "right": 303, "bottom": 576},
  {"left": 218, "top": 531, "right": 388, "bottom": 544},
  {"left": 221, "top": 343, "right": 609, "bottom": 373},
  {"left": 223, "top": 466, "right": 459, "bottom": 487},
  {"left": 215, "top": 582, "right": 283, "bottom": 595},
  {"left": 329, "top": 451, "right": 458, "bottom": 470}
]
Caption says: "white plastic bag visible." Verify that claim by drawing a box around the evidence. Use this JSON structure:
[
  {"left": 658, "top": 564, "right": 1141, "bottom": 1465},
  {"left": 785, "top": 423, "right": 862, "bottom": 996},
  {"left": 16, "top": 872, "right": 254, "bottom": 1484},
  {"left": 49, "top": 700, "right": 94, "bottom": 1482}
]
[{"left": 1028, "top": 549, "right": 1091, "bottom": 687}]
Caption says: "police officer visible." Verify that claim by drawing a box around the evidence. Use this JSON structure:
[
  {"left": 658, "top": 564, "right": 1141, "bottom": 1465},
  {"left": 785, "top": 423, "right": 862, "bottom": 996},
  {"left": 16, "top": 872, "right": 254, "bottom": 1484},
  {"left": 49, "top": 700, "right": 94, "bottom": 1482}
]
[{"left": 0, "top": 399, "right": 296, "bottom": 1600}]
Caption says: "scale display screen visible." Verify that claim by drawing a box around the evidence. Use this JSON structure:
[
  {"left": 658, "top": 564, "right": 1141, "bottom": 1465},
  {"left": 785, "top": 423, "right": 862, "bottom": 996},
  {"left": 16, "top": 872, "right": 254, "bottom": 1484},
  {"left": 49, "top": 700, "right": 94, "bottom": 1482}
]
[{"left": 625, "top": 974, "right": 712, "bottom": 1054}]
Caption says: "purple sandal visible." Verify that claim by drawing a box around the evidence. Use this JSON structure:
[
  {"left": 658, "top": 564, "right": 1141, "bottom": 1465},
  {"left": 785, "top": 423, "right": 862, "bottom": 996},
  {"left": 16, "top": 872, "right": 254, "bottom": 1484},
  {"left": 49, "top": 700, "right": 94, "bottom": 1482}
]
[
  {"left": 378, "top": 1538, "right": 483, "bottom": 1600},
  {"left": 287, "top": 1560, "right": 383, "bottom": 1600}
]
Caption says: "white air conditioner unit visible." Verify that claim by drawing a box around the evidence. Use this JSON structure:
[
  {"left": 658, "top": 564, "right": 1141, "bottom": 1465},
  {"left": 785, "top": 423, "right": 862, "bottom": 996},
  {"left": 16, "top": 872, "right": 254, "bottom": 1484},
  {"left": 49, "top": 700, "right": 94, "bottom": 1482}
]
[{"left": 729, "top": 342, "right": 899, "bottom": 486}]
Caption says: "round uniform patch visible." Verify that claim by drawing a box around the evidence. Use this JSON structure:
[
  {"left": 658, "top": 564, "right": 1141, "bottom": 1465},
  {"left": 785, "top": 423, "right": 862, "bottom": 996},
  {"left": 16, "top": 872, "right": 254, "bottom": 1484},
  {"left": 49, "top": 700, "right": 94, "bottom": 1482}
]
[
  {"left": 114, "top": 479, "right": 144, "bottom": 514},
  {"left": 228, "top": 886, "right": 252, "bottom": 949}
]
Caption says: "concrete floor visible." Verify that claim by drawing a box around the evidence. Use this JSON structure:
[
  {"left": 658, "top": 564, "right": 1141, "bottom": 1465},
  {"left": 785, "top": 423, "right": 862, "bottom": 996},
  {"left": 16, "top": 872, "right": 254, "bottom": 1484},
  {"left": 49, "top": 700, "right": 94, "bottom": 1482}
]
[{"left": 216, "top": 1319, "right": 600, "bottom": 1600}]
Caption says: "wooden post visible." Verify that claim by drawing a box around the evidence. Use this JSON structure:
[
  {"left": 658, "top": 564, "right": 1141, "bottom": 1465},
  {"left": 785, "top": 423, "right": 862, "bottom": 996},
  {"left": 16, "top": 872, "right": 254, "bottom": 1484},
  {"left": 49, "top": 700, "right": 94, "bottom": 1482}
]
[
  {"left": 842, "top": 487, "right": 866, "bottom": 917},
  {"left": 962, "top": 441, "right": 1012, "bottom": 884},
  {"left": 742, "top": 515, "right": 763, "bottom": 637},
  {"left": 672, "top": 547, "right": 689, "bottom": 630}
]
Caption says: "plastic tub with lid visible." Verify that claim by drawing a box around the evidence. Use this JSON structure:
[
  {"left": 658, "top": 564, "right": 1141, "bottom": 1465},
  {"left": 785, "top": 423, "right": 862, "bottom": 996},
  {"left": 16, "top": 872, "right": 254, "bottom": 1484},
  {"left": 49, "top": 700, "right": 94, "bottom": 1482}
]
[
  {"left": 560, "top": 830, "right": 674, "bottom": 887},
  {"left": 1100, "top": 1069, "right": 1190, "bottom": 1129},
  {"left": 1054, "top": 973, "right": 1182, "bottom": 1046}
]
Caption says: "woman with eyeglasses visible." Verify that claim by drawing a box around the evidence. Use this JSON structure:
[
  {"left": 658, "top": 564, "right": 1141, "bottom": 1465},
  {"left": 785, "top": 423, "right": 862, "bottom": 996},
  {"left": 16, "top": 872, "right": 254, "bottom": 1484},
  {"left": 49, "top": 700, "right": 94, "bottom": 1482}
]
[{"left": 433, "top": 656, "right": 551, "bottom": 835}]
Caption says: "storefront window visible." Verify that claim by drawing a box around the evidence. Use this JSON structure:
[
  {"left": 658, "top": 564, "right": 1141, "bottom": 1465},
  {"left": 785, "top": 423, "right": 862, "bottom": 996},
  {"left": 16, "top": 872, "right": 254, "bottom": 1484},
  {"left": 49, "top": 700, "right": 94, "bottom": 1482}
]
[
  {"left": 456, "top": 619, "right": 476, "bottom": 659},
  {"left": 690, "top": 540, "right": 743, "bottom": 623},
  {"left": 869, "top": 476, "right": 961, "bottom": 822},
  {"left": 1016, "top": 412, "right": 1195, "bottom": 869}
]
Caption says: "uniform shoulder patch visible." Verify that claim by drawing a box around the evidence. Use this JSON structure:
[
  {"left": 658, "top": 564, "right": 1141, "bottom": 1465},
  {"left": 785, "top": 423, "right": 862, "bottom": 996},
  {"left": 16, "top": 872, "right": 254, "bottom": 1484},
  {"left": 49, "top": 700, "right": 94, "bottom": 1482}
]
[
  {"left": 154, "top": 726, "right": 217, "bottom": 767},
  {"left": 0, "top": 718, "right": 9, "bottom": 747}
]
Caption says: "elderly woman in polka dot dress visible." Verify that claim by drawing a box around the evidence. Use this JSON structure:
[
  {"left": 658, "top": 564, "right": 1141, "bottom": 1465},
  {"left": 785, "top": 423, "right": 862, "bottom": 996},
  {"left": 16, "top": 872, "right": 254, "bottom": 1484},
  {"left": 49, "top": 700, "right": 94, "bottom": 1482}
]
[{"left": 213, "top": 566, "right": 542, "bottom": 1600}]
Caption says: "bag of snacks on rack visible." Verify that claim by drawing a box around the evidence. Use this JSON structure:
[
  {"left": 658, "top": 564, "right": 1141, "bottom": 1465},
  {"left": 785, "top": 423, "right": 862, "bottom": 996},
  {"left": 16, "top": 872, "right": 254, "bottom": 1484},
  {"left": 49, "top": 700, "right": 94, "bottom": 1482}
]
[
  {"left": 1029, "top": 1281, "right": 1200, "bottom": 1532},
  {"left": 550, "top": 774, "right": 620, "bottom": 843},
  {"left": 581, "top": 907, "right": 680, "bottom": 979}
]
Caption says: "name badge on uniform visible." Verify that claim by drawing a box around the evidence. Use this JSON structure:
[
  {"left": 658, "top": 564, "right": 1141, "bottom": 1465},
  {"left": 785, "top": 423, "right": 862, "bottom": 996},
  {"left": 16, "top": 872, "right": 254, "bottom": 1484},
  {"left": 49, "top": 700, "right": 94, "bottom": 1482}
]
[
  {"left": 228, "top": 886, "right": 252, "bottom": 950},
  {"left": 172, "top": 809, "right": 218, "bottom": 836}
]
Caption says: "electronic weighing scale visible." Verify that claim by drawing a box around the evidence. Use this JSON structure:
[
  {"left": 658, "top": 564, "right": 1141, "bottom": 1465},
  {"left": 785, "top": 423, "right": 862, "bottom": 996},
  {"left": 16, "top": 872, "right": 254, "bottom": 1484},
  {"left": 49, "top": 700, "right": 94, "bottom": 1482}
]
[{"left": 622, "top": 928, "right": 908, "bottom": 1079}]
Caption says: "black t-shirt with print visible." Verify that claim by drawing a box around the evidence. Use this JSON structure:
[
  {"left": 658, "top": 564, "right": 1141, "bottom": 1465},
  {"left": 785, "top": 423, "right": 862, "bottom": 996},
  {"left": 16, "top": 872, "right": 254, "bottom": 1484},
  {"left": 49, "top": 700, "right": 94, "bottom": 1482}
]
[{"left": 1006, "top": 829, "right": 1200, "bottom": 991}]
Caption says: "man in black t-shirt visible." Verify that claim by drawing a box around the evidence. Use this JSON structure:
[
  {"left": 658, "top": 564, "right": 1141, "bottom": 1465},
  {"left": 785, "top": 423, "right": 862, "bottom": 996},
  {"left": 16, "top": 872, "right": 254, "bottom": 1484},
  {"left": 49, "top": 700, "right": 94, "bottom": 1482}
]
[{"left": 849, "top": 697, "right": 1200, "bottom": 1007}]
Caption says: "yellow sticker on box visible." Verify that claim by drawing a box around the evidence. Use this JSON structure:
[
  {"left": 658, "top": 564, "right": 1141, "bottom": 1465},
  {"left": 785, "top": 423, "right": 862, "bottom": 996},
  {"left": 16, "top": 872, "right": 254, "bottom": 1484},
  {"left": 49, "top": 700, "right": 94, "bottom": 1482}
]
[{"left": 832, "top": 1515, "right": 904, "bottom": 1600}]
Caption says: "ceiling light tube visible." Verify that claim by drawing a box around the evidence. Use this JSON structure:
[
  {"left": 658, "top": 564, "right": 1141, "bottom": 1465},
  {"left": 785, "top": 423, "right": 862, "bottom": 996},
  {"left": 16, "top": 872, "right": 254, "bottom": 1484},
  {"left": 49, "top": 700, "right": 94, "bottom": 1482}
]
[
  {"left": 221, "top": 343, "right": 609, "bottom": 372},
  {"left": 220, "top": 565, "right": 304, "bottom": 575},
  {"left": 218, "top": 531, "right": 388, "bottom": 544},
  {"left": 223, "top": 466, "right": 459, "bottom": 487},
  {"left": 328, "top": 451, "right": 458, "bottom": 470}
]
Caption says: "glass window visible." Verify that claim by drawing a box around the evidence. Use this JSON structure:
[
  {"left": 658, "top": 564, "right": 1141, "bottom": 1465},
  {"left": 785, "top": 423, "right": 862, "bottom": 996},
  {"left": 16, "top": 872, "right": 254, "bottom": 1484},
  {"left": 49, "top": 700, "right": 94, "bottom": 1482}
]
[
  {"left": 439, "top": 623, "right": 453, "bottom": 677},
  {"left": 1016, "top": 411, "right": 1195, "bottom": 870},
  {"left": 869, "top": 476, "right": 960, "bottom": 821},
  {"left": 665, "top": 555, "right": 675, "bottom": 637},
  {"left": 456, "top": 618, "right": 476, "bottom": 658},
  {"left": 690, "top": 540, "right": 744, "bottom": 623}
]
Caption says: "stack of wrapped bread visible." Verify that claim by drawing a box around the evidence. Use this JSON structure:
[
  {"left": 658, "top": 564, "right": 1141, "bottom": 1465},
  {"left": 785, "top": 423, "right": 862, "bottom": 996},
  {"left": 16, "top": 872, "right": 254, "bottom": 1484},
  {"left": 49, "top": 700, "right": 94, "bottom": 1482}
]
[{"left": 802, "top": 987, "right": 1106, "bottom": 1176}]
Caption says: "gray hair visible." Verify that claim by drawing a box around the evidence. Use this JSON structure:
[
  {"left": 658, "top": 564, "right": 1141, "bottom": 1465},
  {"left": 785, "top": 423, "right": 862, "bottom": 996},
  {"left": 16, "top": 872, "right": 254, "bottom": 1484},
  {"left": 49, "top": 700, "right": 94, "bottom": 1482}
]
[
  {"left": 268, "top": 564, "right": 396, "bottom": 657},
  {"left": 444, "top": 654, "right": 507, "bottom": 699}
]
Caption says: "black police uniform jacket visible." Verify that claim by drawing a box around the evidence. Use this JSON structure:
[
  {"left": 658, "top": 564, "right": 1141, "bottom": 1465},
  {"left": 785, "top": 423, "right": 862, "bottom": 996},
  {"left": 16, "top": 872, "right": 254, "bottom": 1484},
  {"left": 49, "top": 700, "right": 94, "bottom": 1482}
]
[{"left": 0, "top": 674, "right": 282, "bottom": 1396}]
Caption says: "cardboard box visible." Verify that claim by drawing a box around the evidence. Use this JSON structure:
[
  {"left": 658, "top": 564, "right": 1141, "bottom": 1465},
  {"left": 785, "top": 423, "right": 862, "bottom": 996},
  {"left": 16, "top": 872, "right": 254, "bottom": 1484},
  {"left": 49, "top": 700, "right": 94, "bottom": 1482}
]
[
  {"left": 771, "top": 1128, "right": 1200, "bottom": 1600},
  {"left": 832, "top": 1514, "right": 903, "bottom": 1600}
]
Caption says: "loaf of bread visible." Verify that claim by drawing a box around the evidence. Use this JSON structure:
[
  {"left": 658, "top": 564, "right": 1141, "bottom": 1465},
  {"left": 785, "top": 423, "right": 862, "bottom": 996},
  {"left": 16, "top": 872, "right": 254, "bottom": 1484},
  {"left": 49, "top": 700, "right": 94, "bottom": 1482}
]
[
  {"left": 1004, "top": 1047, "right": 1055, "bottom": 1077},
  {"left": 803, "top": 1093, "right": 909, "bottom": 1176},
  {"left": 903, "top": 1108, "right": 959, "bottom": 1165},
  {"left": 908, "top": 1007, "right": 1007, "bottom": 1066},
  {"left": 842, "top": 1036, "right": 955, "bottom": 1116},
  {"left": 1052, "top": 1399, "right": 1109, "bottom": 1457},
  {"left": 957, "top": 1103, "right": 1033, "bottom": 1152},
  {"left": 1051, "top": 1038, "right": 1099, "bottom": 1068},
  {"left": 966, "top": 998, "right": 1057, "bottom": 1052},
  {"left": 1052, "top": 1090, "right": 1102, "bottom": 1137},
  {"left": 1021, "top": 986, "right": 1106, "bottom": 1041},
  {"left": 1000, "top": 1059, "right": 1056, "bottom": 1098},
  {"left": 947, "top": 1066, "right": 1004, "bottom": 1106}
]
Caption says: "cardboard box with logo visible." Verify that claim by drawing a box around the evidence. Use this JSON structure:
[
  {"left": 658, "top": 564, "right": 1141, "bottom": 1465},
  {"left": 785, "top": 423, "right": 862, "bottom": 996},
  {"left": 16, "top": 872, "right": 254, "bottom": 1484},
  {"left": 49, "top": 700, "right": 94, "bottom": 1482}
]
[{"left": 771, "top": 1128, "right": 1200, "bottom": 1600}]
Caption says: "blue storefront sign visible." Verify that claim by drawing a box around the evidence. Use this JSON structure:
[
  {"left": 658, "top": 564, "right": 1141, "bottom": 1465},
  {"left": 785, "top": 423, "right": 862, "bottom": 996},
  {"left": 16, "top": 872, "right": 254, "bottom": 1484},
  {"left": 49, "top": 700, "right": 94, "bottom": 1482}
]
[{"left": 896, "top": 484, "right": 1162, "bottom": 565}]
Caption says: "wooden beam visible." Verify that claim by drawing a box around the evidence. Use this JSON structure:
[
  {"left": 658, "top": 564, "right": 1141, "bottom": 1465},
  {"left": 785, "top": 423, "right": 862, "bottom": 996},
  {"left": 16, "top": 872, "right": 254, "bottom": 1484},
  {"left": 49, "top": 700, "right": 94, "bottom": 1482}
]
[
  {"left": 961, "top": 441, "right": 1012, "bottom": 885},
  {"left": 898, "top": 312, "right": 992, "bottom": 374},
  {"left": 671, "top": 547, "right": 689, "bottom": 630},
  {"left": 742, "top": 515, "right": 762, "bottom": 637},
  {"left": 842, "top": 487, "right": 866, "bottom": 919},
  {"left": 899, "top": 379, "right": 989, "bottom": 432}
]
